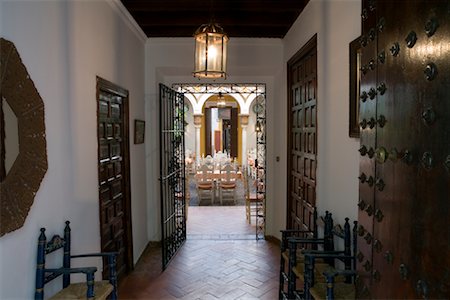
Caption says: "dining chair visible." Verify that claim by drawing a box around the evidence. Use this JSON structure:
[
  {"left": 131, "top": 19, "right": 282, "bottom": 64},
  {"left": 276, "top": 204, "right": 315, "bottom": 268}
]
[
  {"left": 196, "top": 164, "right": 215, "bottom": 205},
  {"left": 219, "top": 163, "right": 237, "bottom": 205},
  {"left": 243, "top": 170, "right": 263, "bottom": 224}
]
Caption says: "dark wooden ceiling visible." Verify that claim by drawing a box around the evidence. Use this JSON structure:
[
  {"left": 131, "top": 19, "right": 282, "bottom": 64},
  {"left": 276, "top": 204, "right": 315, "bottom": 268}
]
[{"left": 120, "top": 0, "right": 309, "bottom": 38}]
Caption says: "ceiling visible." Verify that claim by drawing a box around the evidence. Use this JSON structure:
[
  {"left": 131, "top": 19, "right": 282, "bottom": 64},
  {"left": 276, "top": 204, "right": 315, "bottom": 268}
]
[{"left": 120, "top": 0, "right": 309, "bottom": 38}]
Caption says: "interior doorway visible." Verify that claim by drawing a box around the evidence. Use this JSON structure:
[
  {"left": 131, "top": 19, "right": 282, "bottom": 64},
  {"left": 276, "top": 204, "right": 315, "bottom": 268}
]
[
  {"left": 204, "top": 106, "right": 238, "bottom": 158},
  {"left": 173, "top": 83, "right": 267, "bottom": 240},
  {"left": 286, "top": 35, "right": 317, "bottom": 233},
  {"left": 96, "top": 77, "right": 133, "bottom": 279}
]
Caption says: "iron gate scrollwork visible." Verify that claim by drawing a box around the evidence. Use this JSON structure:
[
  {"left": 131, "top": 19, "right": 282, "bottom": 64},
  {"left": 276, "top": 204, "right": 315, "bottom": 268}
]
[
  {"left": 255, "top": 93, "right": 266, "bottom": 240},
  {"left": 159, "top": 84, "right": 186, "bottom": 269}
]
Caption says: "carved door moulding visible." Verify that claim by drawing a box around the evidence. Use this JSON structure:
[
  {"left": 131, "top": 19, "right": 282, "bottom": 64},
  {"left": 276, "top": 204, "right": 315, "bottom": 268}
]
[{"left": 0, "top": 38, "right": 48, "bottom": 237}]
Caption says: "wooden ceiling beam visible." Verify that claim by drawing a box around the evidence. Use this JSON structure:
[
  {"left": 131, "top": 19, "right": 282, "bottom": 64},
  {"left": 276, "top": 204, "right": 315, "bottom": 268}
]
[
  {"left": 121, "top": 0, "right": 308, "bottom": 13},
  {"left": 132, "top": 12, "right": 298, "bottom": 27},
  {"left": 142, "top": 25, "right": 289, "bottom": 38},
  {"left": 120, "top": 0, "right": 308, "bottom": 38}
]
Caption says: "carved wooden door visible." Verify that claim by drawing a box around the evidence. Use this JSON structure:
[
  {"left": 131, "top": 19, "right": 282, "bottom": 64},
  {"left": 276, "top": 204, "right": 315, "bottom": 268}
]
[
  {"left": 357, "top": 1, "right": 450, "bottom": 298},
  {"left": 287, "top": 35, "right": 317, "bottom": 233},
  {"left": 97, "top": 77, "right": 133, "bottom": 280}
]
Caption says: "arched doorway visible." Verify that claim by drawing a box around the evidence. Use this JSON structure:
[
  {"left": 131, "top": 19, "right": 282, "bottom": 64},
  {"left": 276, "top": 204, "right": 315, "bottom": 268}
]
[
  {"left": 173, "top": 83, "right": 267, "bottom": 240},
  {"left": 202, "top": 94, "right": 239, "bottom": 162}
]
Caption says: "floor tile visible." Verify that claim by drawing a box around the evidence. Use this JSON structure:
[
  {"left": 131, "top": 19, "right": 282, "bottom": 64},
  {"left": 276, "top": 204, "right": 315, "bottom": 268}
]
[{"left": 118, "top": 205, "right": 280, "bottom": 299}]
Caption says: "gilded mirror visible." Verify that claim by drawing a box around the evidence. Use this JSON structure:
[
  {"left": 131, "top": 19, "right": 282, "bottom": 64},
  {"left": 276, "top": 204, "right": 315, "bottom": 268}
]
[{"left": 0, "top": 38, "right": 48, "bottom": 237}]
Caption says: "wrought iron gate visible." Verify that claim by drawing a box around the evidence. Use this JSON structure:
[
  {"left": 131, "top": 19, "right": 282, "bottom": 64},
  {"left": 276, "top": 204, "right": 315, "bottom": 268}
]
[
  {"left": 159, "top": 84, "right": 186, "bottom": 269},
  {"left": 255, "top": 93, "right": 266, "bottom": 240}
]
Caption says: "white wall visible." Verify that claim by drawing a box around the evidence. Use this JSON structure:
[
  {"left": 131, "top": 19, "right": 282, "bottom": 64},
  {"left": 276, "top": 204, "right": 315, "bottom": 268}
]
[
  {"left": 272, "top": 0, "right": 361, "bottom": 235},
  {"left": 184, "top": 101, "right": 196, "bottom": 154},
  {"left": 247, "top": 102, "right": 258, "bottom": 152},
  {"left": 145, "top": 38, "right": 283, "bottom": 240},
  {"left": 0, "top": 1, "right": 147, "bottom": 298}
]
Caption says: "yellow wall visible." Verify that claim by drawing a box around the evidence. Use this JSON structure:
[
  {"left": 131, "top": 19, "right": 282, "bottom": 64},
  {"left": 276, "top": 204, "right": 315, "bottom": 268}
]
[{"left": 199, "top": 95, "right": 242, "bottom": 164}]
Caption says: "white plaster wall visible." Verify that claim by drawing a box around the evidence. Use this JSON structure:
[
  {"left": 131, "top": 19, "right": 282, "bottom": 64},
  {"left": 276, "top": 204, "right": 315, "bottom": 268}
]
[
  {"left": 0, "top": 1, "right": 146, "bottom": 298},
  {"left": 145, "top": 38, "right": 283, "bottom": 240},
  {"left": 247, "top": 103, "right": 258, "bottom": 153},
  {"left": 184, "top": 103, "right": 196, "bottom": 155},
  {"left": 272, "top": 0, "right": 361, "bottom": 235}
]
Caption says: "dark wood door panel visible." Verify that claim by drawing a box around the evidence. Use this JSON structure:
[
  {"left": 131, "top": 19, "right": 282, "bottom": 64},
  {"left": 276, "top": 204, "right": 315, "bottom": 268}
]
[
  {"left": 287, "top": 35, "right": 317, "bottom": 233},
  {"left": 97, "top": 78, "right": 133, "bottom": 281},
  {"left": 358, "top": 0, "right": 450, "bottom": 298}
]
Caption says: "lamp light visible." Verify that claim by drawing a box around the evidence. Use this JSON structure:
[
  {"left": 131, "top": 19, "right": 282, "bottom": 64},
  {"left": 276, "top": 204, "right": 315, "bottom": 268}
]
[
  {"left": 193, "top": 23, "right": 228, "bottom": 79},
  {"left": 255, "top": 120, "right": 262, "bottom": 132},
  {"left": 217, "top": 92, "right": 226, "bottom": 107}
]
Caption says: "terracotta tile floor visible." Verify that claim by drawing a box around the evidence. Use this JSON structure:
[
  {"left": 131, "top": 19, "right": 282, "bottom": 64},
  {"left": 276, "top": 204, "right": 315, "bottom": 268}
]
[
  {"left": 119, "top": 206, "right": 280, "bottom": 299},
  {"left": 187, "top": 206, "right": 256, "bottom": 239}
]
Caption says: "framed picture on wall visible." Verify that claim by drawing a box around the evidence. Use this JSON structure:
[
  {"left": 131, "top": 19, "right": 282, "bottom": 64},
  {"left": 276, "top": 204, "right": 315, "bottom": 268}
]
[
  {"left": 349, "top": 36, "right": 362, "bottom": 138},
  {"left": 134, "top": 119, "right": 145, "bottom": 144}
]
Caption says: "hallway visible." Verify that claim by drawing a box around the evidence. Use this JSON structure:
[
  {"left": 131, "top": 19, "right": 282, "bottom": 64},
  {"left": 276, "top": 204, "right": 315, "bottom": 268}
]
[{"left": 119, "top": 207, "right": 280, "bottom": 299}]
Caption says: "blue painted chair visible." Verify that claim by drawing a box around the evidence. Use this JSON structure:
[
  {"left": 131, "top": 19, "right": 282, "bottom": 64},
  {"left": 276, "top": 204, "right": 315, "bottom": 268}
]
[
  {"left": 35, "top": 221, "right": 118, "bottom": 300},
  {"left": 282, "top": 212, "right": 337, "bottom": 300},
  {"left": 303, "top": 219, "right": 358, "bottom": 300},
  {"left": 279, "top": 210, "right": 333, "bottom": 299}
]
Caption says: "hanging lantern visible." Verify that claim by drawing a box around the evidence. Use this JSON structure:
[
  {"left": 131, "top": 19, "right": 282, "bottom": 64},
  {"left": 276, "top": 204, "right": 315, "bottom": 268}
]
[
  {"left": 193, "top": 23, "right": 228, "bottom": 79},
  {"left": 217, "top": 92, "right": 226, "bottom": 106}
]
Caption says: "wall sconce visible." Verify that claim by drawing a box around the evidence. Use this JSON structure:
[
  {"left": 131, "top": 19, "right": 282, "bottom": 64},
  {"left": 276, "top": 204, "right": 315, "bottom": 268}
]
[{"left": 193, "top": 23, "right": 228, "bottom": 79}]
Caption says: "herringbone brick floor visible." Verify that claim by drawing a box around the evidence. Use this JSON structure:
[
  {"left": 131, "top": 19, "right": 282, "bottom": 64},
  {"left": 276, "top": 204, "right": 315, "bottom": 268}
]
[{"left": 119, "top": 207, "right": 280, "bottom": 299}]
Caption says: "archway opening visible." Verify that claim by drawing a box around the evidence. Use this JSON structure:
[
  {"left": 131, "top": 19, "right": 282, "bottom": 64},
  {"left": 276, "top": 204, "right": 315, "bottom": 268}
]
[{"left": 174, "top": 83, "right": 267, "bottom": 240}]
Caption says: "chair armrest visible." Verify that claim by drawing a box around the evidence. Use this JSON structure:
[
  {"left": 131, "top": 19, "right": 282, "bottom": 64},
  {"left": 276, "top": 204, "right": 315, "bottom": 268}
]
[
  {"left": 301, "top": 249, "right": 345, "bottom": 255},
  {"left": 280, "top": 229, "right": 314, "bottom": 234},
  {"left": 44, "top": 267, "right": 97, "bottom": 275},
  {"left": 288, "top": 238, "right": 326, "bottom": 246},
  {"left": 71, "top": 252, "right": 118, "bottom": 259},
  {"left": 288, "top": 237, "right": 325, "bottom": 243},
  {"left": 71, "top": 250, "right": 118, "bottom": 298},
  {"left": 45, "top": 267, "right": 98, "bottom": 299},
  {"left": 323, "top": 269, "right": 357, "bottom": 278},
  {"left": 280, "top": 230, "right": 317, "bottom": 250},
  {"left": 305, "top": 253, "right": 355, "bottom": 261}
]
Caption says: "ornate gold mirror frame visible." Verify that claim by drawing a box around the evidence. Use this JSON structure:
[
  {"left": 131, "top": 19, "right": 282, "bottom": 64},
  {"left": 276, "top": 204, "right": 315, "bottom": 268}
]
[{"left": 0, "top": 38, "right": 47, "bottom": 237}]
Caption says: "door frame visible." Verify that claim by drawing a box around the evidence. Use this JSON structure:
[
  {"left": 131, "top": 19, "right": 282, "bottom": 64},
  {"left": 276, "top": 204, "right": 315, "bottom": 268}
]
[{"left": 96, "top": 76, "right": 134, "bottom": 275}]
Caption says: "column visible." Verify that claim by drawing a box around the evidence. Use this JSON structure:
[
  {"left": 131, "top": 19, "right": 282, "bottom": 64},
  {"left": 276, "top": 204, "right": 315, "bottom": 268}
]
[
  {"left": 193, "top": 114, "right": 203, "bottom": 164},
  {"left": 240, "top": 114, "right": 249, "bottom": 167}
]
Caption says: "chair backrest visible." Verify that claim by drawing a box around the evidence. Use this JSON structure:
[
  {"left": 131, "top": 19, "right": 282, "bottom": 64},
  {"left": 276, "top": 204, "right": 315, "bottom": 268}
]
[
  {"left": 220, "top": 163, "right": 236, "bottom": 183},
  {"left": 281, "top": 209, "right": 329, "bottom": 252},
  {"left": 352, "top": 221, "right": 358, "bottom": 272},
  {"left": 325, "top": 217, "right": 352, "bottom": 267},
  {"left": 317, "top": 211, "right": 333, "bottom": 250},
  {"left": 243, "top": 169, "right": 254, "bottom": 200},
  {"left": 35, "top": 221, "right": 72, "bottom": 299},
  {"left": 204, "top": 155, "right": 213, "bottom": 166},
  {"left": 198, "top": 164, "right": 212, "bottom": 183}
]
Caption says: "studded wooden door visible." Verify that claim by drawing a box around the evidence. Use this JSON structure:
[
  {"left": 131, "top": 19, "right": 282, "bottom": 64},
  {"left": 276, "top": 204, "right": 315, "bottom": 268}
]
[
  {"left": 357, "top": 1, "right": 450, "bottom": 298},
  {"left": 96, "top": 77, "right": 133, "bottom": 280},
  {"left": 287, "top": 35, "right": 318, "bottom": 233}
]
